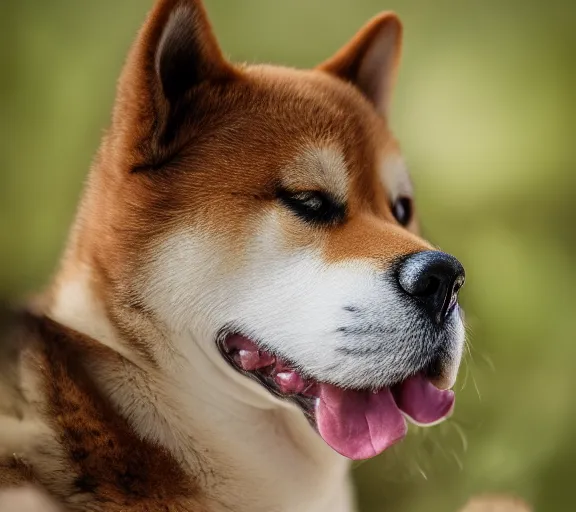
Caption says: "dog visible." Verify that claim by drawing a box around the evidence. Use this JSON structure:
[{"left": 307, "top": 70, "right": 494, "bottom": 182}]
[{"left": 0, "top": 0, "right": 466, "bottom": 510}]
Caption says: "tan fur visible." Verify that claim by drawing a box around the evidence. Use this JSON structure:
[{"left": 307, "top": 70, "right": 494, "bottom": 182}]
[{"left": 0, "top": 486, "right": 63, "bottom": 512}]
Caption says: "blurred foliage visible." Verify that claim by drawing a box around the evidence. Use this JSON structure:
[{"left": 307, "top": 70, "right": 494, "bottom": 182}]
[{"left": 1, "top": 0, "right": 575, "bottom": 510}]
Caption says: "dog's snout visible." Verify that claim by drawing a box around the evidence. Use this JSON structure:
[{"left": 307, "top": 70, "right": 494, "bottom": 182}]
[{"left": 398, "top": 251, "right": 465, "bottom": 325}]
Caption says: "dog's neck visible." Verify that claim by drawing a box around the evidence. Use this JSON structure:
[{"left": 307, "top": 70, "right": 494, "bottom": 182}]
[{"left": 46, "top": 264, "right": 354, "bottom": 512}]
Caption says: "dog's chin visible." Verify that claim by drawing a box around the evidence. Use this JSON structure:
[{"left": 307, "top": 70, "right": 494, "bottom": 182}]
[{"left": 218, "top": 333, "right": 456, "bottom": 461}]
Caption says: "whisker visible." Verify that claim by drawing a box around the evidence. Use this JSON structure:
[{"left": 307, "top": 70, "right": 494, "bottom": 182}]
[
  {"left": 451, "top": 421, "right": 469, "bottom": 453},
  {"left": 451, "top": 449, "right": 464, "bottom": 471},
  {"left": 479, "top": 351, "right": 496, "bottom": 373},
  {"left": 471, "top": 370, "right": 482, "bottom": 401},
  {"left": 459, "top": 360, "right": 469, "bottom": 392},
  {"left": 415, "top": 463, "right": 428, "bottom": 481}
]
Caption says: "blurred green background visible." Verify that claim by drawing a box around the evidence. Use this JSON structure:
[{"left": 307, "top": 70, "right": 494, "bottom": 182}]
[{"left": 1, "top": 0, "right": 575, "bottom": 510}]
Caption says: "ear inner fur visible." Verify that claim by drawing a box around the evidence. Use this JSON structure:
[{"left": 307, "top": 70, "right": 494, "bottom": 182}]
[
  {"left": 317, "top": 13, "right": 403, "bottom": 116},
  {"left": 112, "top": 0, "right": 237, "bottom": 164},
  {"left": 156, "top": 2, "right": 234, "bottom": 102}
]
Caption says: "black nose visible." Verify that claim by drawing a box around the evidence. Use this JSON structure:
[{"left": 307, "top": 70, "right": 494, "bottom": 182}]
[{"left": 397, "top": 251, "right": 465, "bottom": 325}]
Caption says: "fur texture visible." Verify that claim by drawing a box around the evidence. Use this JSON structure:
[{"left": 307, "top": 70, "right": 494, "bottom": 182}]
[{"left": 0, "top": 1, "right": 466, "bottom": 510}]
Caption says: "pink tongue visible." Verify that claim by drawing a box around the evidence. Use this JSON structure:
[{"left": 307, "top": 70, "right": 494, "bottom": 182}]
[
  {"left": 316, "top": 384, "right": 407, "bottom": 460},
  {"left": 316, "top": 375, "right": 455, "bottom": 460},
  {"left": 225, "top": 336, "right": 455, "bottom": 460},
  {"left": 393, "top": 374, "right": 455, "bottom": 425}
]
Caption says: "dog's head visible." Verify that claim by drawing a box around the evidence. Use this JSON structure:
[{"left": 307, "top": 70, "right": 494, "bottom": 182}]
[{"left": 76, "top": 0, "right": 465, "bottom": 460}]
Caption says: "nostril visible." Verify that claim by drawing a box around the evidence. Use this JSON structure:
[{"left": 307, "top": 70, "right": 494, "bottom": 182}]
[{"left": 415, "top": 275, "right": 441, "bottom": 297}]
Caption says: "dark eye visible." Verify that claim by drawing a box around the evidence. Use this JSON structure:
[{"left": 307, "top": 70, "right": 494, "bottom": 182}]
[
  {"left": 392, "top": 196, "right": 413, "bottom": 226},
  {"left": 277, "top": 189, "right": 346, "bottom": 226}
]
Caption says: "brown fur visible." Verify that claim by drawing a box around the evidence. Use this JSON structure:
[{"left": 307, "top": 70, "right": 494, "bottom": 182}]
[
  {"left": 0, "top": 311, "right": 204, "bottom": 511},
  {"left": 66, "top": 2, "right": 422, "bottom": 336}
]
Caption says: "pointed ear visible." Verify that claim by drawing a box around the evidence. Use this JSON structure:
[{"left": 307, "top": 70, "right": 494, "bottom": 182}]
[
  {"left": 153, "top": 0, "right": 232, "bottom": 102},
  {"left": 318, "top": 13, "right": 402, "bottom": 117},
  {"left": 114, "top": 0, "right": 235, "bottom": 151}
]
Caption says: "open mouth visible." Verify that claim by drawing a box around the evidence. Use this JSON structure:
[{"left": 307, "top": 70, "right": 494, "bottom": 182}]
[{"left": 220, "top": 334, "right": 455, "bottom": 460}]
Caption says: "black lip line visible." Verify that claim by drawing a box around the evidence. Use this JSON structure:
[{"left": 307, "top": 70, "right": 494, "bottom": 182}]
[
  {"left": 216, "top": 329, "right": 317, "bottom": 421},
  {"left": 217, "top": 329, "right": 389, "bottom": 392},
  {"left": 216, "top": 327, "right": 305, "bottom": 378},
  {"left": 216, "top": 327, "right": 453, "bottom": 402}
]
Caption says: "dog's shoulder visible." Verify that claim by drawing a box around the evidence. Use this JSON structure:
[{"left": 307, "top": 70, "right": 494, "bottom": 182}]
[
  {"left": 0, "top": 304, "right": 30, "bottom": 420},
  {"left": 0, "top": 305, "right": 207, "bottom": 511},
  {"left": 0, "top": 305, "right": 54, "bottom": 490}
]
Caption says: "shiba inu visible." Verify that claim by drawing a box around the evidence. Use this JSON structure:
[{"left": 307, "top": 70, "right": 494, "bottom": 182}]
[{"left": 0, "top": 0, "right": 466, "bottom": 510}]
